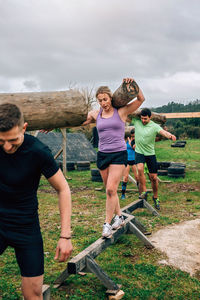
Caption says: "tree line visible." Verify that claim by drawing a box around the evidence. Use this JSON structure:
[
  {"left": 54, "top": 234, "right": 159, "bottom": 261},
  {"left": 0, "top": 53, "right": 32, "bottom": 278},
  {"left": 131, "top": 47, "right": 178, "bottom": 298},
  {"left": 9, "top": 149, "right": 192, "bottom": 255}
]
[{"left": 151, "top": 100, "right": 200, "bottom": 139}]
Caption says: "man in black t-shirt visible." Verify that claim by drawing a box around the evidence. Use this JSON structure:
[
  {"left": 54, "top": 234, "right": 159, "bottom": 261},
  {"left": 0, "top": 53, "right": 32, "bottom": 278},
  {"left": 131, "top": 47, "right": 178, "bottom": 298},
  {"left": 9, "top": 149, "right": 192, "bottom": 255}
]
[{"left": 0, "top": 103, "right": 73, "bottom": 299}]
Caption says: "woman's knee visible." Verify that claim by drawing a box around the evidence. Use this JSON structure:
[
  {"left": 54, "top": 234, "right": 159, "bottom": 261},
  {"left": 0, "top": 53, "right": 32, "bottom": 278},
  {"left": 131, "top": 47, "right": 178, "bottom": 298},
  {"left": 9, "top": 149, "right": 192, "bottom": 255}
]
[
  {"left": 149, "top": 174, "right": 157, "bottom": 182},
  {"left": 106, "top": 187, "right": 117, "bottom": 197}
]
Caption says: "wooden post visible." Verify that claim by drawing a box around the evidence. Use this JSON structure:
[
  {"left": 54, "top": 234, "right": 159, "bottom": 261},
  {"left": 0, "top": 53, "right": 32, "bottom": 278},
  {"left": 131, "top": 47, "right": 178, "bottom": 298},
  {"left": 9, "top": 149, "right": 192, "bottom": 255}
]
[{"left": 61, "top": 128, "right": 67, "bottom": 176}]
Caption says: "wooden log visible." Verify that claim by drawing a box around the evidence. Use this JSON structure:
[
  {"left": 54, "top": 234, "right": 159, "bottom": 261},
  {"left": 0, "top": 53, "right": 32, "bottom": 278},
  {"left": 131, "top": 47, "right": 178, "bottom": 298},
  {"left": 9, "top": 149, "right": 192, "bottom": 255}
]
[
  {"left": 108, "top": 290, "right": 125, "bottom": 300},
  {"left": 112, "top": 80, "right": 139, "bottom": 108},
  {"left": 163, "top": 112, "right": 200, "bottom": 119},
  {"left": 0, "top": 90, "right": 88, "bottom": 130},
  {"left": 128, "top": 109, "right": 166, "bottom": 125}
]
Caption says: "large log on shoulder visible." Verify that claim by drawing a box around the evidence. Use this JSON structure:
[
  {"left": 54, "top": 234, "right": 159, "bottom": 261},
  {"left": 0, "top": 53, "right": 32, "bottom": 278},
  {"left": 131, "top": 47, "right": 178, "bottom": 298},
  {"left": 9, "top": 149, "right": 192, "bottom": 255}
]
[
  {"left": 112, "top": 80, "right": 139, "bottom": 108},
  {"left": 0, "top": 90, "right": 88, "bottom": 131}
]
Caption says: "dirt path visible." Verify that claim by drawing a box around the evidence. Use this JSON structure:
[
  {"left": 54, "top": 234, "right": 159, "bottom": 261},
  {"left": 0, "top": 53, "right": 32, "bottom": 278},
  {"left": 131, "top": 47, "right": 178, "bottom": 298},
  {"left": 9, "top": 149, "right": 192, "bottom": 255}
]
[{"left": 149, "top": 219, "right": 200, "bottom": 275}]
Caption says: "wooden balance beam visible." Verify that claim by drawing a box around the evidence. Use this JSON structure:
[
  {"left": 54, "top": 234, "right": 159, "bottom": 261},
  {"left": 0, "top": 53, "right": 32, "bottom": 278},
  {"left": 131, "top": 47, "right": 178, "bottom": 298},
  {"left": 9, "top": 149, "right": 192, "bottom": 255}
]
[{"left": 51, "top": 198, "right": 158, "bottom": 298}]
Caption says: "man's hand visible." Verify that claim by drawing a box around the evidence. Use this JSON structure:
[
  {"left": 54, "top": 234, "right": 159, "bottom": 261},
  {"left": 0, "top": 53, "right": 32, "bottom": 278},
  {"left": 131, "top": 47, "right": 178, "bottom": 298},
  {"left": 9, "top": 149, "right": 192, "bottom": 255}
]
[
  {"left": 171, "top": 135, "right": 176, "bottom": 141},
  {"left": 82, "top": 110, "right": 98, "bottom": 126},
  {"left": 54, "top": 238, "right": 73, "bottom": 262}
]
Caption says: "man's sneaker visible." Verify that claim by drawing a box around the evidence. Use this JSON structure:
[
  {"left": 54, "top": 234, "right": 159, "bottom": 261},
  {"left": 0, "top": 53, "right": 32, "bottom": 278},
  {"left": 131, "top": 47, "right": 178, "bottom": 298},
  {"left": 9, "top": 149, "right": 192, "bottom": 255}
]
[
  {"left": 102, "top": 223, "right": 112, "bottom": 238},
  {"left": 139, "top": 191, "right": 148, "bottom": 201},
  {"left": 121, "top": 194, "right": 126, "bottom": 200},
  {"left": 112, "top": 215, "right": 125, "bottom": 230},
  {"left": 153, "top": 197, "right": 160, "bottom": 210}
]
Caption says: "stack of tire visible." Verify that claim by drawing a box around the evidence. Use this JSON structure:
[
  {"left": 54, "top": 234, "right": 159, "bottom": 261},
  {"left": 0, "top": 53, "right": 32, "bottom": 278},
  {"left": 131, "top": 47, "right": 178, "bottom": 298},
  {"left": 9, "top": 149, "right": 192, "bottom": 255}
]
[
  {"left": 167, "top": 162, "right": 186, "bottom": 178},
  {"left": 66, "top": 161, "right": 76, "bottom": 171},
  {"left": 77, "top": 161, "right": 90, "bottom": 171},
  {"left": 171, "top": 140, "right": 187, "bottom": 148},
  {"left": 157, "top": 161, "right": 171, "bottom": 176},
  {"left": 57, "top": 161, "right": 76, "bottom": 171},
  {"left": 91, "top": 169, "right": 103, "bottom": 182}
]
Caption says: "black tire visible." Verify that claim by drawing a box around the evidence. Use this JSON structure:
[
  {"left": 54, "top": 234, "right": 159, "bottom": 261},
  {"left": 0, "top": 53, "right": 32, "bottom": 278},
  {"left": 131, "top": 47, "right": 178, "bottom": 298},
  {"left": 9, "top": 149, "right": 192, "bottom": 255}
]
[
  {"left": 177, "top": 140, "right": 187, "bottom": 144},
  {"left": 77, "top": 161, "right": 90, "bottom": 167},
  {"left": 91, "top": 175, "right": 103, "bottom": 182},
  {"left": 91, "top": 169, "right": 101, "bottom": 176},
  {"left": 168, "top": 173, "right": 185, "bottom": 178},
  {"left": 171, "top": 143, "right": 185, "bottom": 148},
  {"left": 67, "top": 167, "right": 75, "bottom": 171},
  {"left": 170, "top": 162, "right": 186, "bottom": 168},
  {"left": 66, "top": 161, "right": 75, "bottom": 168},
  {"left": 168, "top": 167, "right": 185, "bottom": 174},
  {"left": 77, "top": 166, "right": 90, "bottom": 171},
  {"left": 157, "top": 161, "right": 171, "bottom": 169},
  {"left": 157, "top": 169, "right": 168, "bottom": 176}
]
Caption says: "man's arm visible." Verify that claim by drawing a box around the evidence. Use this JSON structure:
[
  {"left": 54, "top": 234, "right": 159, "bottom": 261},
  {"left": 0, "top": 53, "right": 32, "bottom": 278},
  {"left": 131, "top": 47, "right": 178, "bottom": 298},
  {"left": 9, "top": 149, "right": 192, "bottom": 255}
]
[
  {"left": 159, "top": 129, "right": 176, "bottom": 141},
  {"left": 82, "top": 110, "right": 99, "bottom": 125},
  {"left": 48, "top": 169, "right": 73, "bottom": 262}
]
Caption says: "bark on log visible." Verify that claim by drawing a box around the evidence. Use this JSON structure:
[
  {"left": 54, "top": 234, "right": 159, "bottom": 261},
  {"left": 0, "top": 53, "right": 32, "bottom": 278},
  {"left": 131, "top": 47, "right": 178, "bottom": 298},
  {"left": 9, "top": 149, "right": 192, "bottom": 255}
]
[
  {"left": 128, "top": 109, "right": 166, "bottom": 125},
  {"left": 112, "top": 80, "right": 139, "bottom": 108},
  {"left": 0, "top": 90, "right": 88, "bottom": 131}
]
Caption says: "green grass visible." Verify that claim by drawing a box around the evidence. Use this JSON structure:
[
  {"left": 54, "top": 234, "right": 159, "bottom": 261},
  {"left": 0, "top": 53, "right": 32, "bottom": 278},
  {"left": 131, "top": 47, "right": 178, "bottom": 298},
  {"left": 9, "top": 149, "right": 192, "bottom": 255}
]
[{"left": 0, "top": 139, "right": 200, "bottom": 299}]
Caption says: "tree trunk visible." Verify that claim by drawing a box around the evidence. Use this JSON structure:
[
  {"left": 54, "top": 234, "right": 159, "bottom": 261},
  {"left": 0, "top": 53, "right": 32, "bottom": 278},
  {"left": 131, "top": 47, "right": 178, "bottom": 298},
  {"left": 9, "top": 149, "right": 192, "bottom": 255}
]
[
  {"left": 112, "top": 80, "right": 139, "bottom": 108},
  {"left": 0, "top": 90, "right": 88, "bottom": 130},
  {"left": 0, "top": 88, "right": 166, "bottom": 131}
]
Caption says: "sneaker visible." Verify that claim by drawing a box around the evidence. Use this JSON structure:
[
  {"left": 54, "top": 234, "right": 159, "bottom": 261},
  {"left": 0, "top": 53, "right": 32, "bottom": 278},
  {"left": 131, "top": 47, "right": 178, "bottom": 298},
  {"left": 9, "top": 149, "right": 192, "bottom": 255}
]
[
  {"left": 153, "top": 197, "right": 160, "bottom": 210},
  {"left": 139, "top": 191, "right": 148, "bottom": 201},
  {"left": 102, "top": 223, "right": 112, "bottom": 238},
  {"left": 112, "top": 215, "right": 125, "bottom": 230},
  {"left": 121, "top": 194, "right": 126, "bottom": 200}
]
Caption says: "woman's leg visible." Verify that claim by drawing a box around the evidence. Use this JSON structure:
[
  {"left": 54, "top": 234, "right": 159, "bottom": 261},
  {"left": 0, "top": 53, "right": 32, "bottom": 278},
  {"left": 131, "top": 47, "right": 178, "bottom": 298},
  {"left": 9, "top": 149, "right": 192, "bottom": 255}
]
[{"left": 100, "top": 164, "right": 125, "bottom": 224}]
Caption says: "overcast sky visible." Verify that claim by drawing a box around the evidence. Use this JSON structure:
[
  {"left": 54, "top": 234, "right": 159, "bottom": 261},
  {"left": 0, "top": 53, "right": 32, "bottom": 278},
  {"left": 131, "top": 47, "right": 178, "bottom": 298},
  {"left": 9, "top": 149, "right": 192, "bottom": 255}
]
[{"left": 0, "top": 0, "right": 199, "bottom": 107}]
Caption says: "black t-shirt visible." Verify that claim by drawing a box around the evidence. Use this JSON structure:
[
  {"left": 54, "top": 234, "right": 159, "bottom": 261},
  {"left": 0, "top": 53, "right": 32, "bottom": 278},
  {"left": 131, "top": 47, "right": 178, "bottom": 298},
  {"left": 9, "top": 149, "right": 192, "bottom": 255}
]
[{"left": 0, "top": 134, "right": 59, "bottom": 225}]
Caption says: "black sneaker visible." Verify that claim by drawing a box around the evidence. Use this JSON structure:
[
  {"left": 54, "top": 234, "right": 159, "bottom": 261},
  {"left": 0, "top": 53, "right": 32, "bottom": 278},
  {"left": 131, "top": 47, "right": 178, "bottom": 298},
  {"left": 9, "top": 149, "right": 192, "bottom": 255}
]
[{"left": 153, "top": 197, "right": 160, "bottom": 210}]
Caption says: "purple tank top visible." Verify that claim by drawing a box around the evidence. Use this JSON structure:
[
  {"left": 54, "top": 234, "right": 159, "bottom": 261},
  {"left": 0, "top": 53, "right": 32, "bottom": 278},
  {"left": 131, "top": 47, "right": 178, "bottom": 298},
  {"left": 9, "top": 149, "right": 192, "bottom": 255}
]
[{"left": 96, "top": 108, "right": 126, "bottom": 153}]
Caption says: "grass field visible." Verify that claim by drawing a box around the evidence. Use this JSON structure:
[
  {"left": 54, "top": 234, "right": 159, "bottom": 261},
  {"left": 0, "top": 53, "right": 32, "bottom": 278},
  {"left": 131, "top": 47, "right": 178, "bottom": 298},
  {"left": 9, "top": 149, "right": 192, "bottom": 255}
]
[{"left": 0, "top": 139, "right": 200, "bottom": 299}]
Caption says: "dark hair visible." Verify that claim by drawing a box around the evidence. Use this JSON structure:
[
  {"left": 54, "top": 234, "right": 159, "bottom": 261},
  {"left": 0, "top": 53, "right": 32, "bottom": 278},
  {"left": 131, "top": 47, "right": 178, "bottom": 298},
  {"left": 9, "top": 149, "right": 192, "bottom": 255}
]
[
  {"left": 125, "top": 132, "right": 131, "bottom": 139},
  {"left": 130, "top": 128, "right": 135, "bottom": 134},
  {"left": 140, "top": 108, "right": 151, "bottom": 117},
  {"left": 0, "top": 103, "right": 24, "bottom": 132}
]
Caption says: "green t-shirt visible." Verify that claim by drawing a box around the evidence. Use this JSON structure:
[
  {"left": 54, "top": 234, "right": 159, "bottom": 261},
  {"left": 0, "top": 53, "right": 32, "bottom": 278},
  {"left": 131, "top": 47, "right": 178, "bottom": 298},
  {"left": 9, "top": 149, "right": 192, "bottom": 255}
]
[{"left": 132, "top": 119, "right": 162, "bottom": 155}]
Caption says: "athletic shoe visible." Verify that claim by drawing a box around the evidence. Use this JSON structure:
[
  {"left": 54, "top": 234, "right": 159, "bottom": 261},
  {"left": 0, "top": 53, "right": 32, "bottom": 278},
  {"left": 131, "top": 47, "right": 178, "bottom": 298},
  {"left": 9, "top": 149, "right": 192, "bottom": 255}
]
[
  {"left": 112, "top": 215, "right": 125, "bottom": 230},
  {"left": 102, "top": 223, "right": 112, "bottom": 238},
  {"left": 139, "top": 191, "right": 148, "bottom": 201},
  {"left": 121, "top": 194, "right": 126, "bottom": 200},
  {"left": 153, "top": 197, "right": 160, "bottom": 210}
]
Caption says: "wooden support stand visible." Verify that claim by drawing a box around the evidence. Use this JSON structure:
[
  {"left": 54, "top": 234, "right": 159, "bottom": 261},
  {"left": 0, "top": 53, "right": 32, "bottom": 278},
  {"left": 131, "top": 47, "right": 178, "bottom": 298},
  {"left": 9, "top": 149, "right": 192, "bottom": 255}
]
[{"left": 51, "top": 199, "right": 159, "bottom": 299}]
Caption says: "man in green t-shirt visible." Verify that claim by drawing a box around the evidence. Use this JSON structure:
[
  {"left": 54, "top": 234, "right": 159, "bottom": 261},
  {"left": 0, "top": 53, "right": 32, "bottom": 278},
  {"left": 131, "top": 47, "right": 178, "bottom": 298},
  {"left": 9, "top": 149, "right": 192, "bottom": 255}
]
[{"left": 132, "top": 108, "right": 176, "bottom": 209}]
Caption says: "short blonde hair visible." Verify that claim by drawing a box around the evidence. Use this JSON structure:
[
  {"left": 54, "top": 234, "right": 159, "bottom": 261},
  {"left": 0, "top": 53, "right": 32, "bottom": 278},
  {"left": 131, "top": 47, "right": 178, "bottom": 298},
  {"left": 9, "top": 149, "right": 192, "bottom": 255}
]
[{"left": 95, "top": 86, "right": 113, "bottom": 99}]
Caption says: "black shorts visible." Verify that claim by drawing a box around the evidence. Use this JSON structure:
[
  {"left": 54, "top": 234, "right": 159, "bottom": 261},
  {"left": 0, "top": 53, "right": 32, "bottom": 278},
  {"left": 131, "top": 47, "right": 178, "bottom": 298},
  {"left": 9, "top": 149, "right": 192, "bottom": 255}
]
[
  {"left": 127, "top": 160, "right": 136, "bottom": 166},
  {"left": 97, "top": 150, "right": 127, "bottom": 170},
  {"left": 135, "top": 152, "right": 158, "bottom": 174},
  {"left": 0, "top": 221, "right": 44, "bottom": 277}
]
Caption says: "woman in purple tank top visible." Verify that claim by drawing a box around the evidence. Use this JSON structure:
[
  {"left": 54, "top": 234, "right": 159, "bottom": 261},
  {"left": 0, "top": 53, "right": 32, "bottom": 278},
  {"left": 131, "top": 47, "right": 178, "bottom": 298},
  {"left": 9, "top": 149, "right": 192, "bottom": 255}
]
[{"left": 83, "top": 78, "right": 145, "bottom": 238}]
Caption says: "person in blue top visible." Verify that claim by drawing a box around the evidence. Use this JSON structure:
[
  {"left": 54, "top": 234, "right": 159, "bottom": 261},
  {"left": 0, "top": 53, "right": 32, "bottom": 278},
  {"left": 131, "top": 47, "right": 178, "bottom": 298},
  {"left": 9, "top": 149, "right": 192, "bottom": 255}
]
[{"left": 121, "top": 129, "right": 139, "bottom": 199}]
